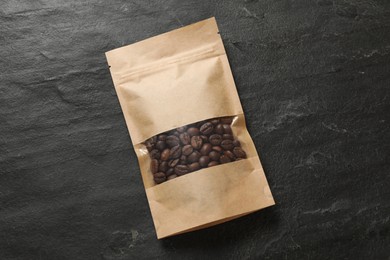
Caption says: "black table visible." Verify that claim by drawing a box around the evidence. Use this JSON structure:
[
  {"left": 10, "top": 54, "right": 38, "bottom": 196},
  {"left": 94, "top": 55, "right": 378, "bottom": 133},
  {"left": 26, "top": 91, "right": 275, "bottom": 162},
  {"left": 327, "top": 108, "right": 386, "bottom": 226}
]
[{"left": 1, "top": 1, "right": 389, "bottom": 259}]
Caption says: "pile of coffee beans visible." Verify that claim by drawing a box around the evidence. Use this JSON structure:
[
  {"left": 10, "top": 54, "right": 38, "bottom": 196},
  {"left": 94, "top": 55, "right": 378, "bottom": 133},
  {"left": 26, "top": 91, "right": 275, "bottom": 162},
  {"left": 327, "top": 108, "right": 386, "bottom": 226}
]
[{"left": 143, "top": 116, "right": 247, "bottom": 184}]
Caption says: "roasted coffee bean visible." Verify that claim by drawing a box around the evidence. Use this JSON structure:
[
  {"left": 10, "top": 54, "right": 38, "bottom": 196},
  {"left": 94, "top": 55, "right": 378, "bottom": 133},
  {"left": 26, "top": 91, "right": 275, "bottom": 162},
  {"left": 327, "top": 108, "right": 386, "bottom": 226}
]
[
  {"left": 145, "top": 141, "right": 154, "bottom": 152},
  {"left": 155, "top": 140, "right": 166, "bottom": 151},
  {"left": 166, "top": 135, "right": 180, "bottom": 147},
  {"left": 220, "top": 117, "right": 233, "bottom": 124},
  {"left": 180, "top": 155, "right": 187, "bottom": 164},
  {"left": 168, "top": 158, "right": 179, "bottom": 168},
  {"left": 188, "top": 151, "right": 201, "bottom": 163},
  {"left": 209, "top": 134, "right": 222, "bottom": 145},
  {"left": 222, "top": 134, "right": 234, "bottom": 140},
  {"left": 209, "top": 151, "right": 220, "bottom": 161},
  {"left": 182, "top": 145, "right": 193, "bottom": 156},
  {"left": 176, "top": 126, "right": 187, "bottom": 133},
  {"left": 200, "top": 122, "right": 214, "bottom": 135},
  {"left": 159, "top": 161, "right": 169, "bottom": 172},
  {"left": 195, "top": 121, "right": 205, "bottom": 128},
  {"left": 187, "top": 127, "right": 200, "bottom": 136},
  {"left": 179, "top": 132, "right": 191, "bottom": 145},
  {"left": 167, "top": 174, "right": 178, "bottom": 180},
  {"left": 199, "top": 156, "right": 210, "bottom": 167},
  {"left": 233, "top": 147, "right": 247, "bottom": 158},
  {"left": 160, "top": 148, "right": 170, "bottom": 161},
  {"left": 233, "top": 140, "right": 241, "bottom": 147},
  {"left": 224, "top": 150, "right": 236, "bottom": 160},
  {"left": 150, "top": 149, "right": 160, "bottom": 159},
  {"left": 172, "top": 130, "right": 180, "bottom": 137},
  {"left": 222, "top": 124, "right": 233, "bottom": 134},
  {"left": 147, "top": 136, "right": 157, "bottom": 144},
  {"left": 199, "top": 143, "right": 211, "bottom": 155},
  {"left": 221, "top": 140, "right": 234, "bottom": 150},
  {"left": 191, "top": 136, "right": 203, "bottom": 150},
  {"left": 212, "top": 146, "right": 223, "bottom": 153},
  {"left": 208, "top": 161, "right": 219, "bottom": 167},
  {"left": 151, "top": 159, "right": 159, "bottom": 174},
  {"left": 175, "top": 165, "right": 189, "bottom": 176},
  {"left": 154, "top": 172, "right": 166, "bottom": 184},
  {"left": 214, "top": 124, "right": 224, "bottom": 135},
  {"left": 188, "top": 162, "right": 201, "bottom": 172},
  {"left": 210, "top": 119, "right": 220, "bottom": 125},
  {"left": 200, "top": 135, "right": 208, "bottom": 143},
  {"left": 166, "top": 168, "right": 174, "bottom": 176},
  {"left": 170, "top": 145, "right": 181, "bottom": 159},
  {"left": 220, "top": 155, "right": 231, "bottom": 164},
  {"left": 158, "top": 134, "right": 167, "bottom": 141},
  {"left": 144, "top": 137, "right": 154, "bottom": 146}
]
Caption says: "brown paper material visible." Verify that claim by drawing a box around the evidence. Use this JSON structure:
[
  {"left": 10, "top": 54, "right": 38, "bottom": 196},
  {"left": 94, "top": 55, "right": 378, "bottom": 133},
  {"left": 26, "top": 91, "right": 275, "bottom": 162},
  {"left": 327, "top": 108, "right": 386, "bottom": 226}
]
[{"left": 106, "top": 17, "right": 275, "bottom": 239}]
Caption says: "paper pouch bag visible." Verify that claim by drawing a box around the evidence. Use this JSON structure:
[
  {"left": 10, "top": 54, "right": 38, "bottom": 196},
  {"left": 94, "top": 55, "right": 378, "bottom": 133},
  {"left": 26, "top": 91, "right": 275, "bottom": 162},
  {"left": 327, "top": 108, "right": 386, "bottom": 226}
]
[{"left": 105, "top": 17, "right": 274, "bottom": 239}]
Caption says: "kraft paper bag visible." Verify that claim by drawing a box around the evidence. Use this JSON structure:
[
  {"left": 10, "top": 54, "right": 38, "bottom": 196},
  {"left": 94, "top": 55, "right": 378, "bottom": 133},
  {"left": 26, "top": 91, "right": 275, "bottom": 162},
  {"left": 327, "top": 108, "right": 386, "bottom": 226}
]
[{"left": 106, "top": 17, "right": 275, "bottom": 239}]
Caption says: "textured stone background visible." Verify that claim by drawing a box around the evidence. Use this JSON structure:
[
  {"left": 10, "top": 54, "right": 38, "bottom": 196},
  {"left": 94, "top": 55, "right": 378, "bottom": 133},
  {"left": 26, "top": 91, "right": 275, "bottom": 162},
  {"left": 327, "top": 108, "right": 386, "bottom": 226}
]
[{"left": 1, "top": 0, "right": 390, "bottom": 259}]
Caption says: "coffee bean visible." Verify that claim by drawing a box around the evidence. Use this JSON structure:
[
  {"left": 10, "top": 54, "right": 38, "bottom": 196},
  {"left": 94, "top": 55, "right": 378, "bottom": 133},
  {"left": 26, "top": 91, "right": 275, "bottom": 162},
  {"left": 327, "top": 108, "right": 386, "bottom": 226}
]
[
  {"left": 175, "top": 165, "right": 189, "bottom": 175},
  {"left": 220, "top": 155, "right": 231, "bottom": 164},
  {"left": 200, "top": 122, "right": 214, "bottom": 135},
  {"left": 168, "top": 158, "right": 179, "bottom": 168},
  {"left": 222, "top": 124, "right": 232, "bottom": 134},
  {"left": 187, "top": 127, "right": 199, "bottom": 136},
  {"left": 145, "top": 141, "right": 154, "bottom": 152},
  {"left": 222, "top": 134, "right": 234, "bottom": 140},
  {"left": 154, "top": 172, "right": 166, "bottom": 184},
  {"left": 195, "top": 121, "right": 205, "bottom": 128},
  {"left": 160, "top": 148, "right": 170, "bottom": 161},
  {"left": 179, "top": 132, "right": 191, "bottom": 145},
  {"left": 158, "top": 134, "right": 167, "bottom": 141},
  {"left": 172, "top": 130, "right": 180, "bottom": 137},
  {"left": 188, "top": 162, "right": 201, "bottom": 172},
  {"left": 233, "top": 147, "right": 247, "bottom": 158},
  {"left": 209, "top": 151, "right": 220, "bottom": 161},
  {"left": 166, "top": 135, "right": 180, "bottom": 147},
  {"left": 200, "top": 143, "right": 212, "bottom": 155},
  {"left": 147, "top": 136, "right": 157, "bottom": 145},
  {"left": 209, "top": 134, "right": 222, "bottom": 145},
  {"left": 182, "top": 145, "right": 193, "bottom": 156},
  {"left": 200, "top": 135, "right": 208, "bottom": 143},
  {"left": 166, "top": 168, "right": 174, "bottom": 176},
  {"left": 150, "top": 149, "right": 160, "bottom": 159},
  {"left": 159, "top": 161, "right": 169, "bottom": 172},
  {"left": 180, "top": 155, "right": 187, "bottom": 164},
  {"left": 151, "top": 159, "right": 159, "bottom": 174},
  {"left": 210, "top": 119, "right": 220, "bottom": 125},
  {"left": 199, "top": 156, "right": 210, "bottom": 167},
  {"left": 167, "top": 174, "right": 178, "bottom": 180},
  {"left": 212, "top": 146, "right": 223, "bottom": 153},
  {"left": 224, "top": 150, "right": 236, "bottom": 160},
  {"left": 215, "top": 124, "right": 224, "bottom": 135},
  {"left": 176, "top": 126, "right": 187, "bottom": 133},
  {"left": 208, "top": 161, "right": 219, "bottom": 167},
  {"left": 155, "top": 140, "right": 166, "bottom": 151},
  {"left": 188, "top": 151, "right": 201, "bottom": 163},
  {"left": 220, "top": 117, "right": 233, "bottom": 124},
  {"left": 170, "top": 145, "right": 181, "bottom": 159},
  {"left": 221, "top": 140, "right": 234, "bottom": 150},
  {"left": 233, "top": 140, "right": 241, "bottom": 147},
  {"left": 191, "top": 136, "right": 203, "bottom": 150}
]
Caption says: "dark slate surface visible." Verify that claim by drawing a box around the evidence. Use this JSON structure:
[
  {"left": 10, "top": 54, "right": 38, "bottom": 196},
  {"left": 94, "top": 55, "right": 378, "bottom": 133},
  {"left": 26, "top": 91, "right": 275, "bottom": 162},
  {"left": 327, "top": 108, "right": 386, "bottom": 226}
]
[{"left": 1, "top": 1, "right": 389, "bottom": 259}]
